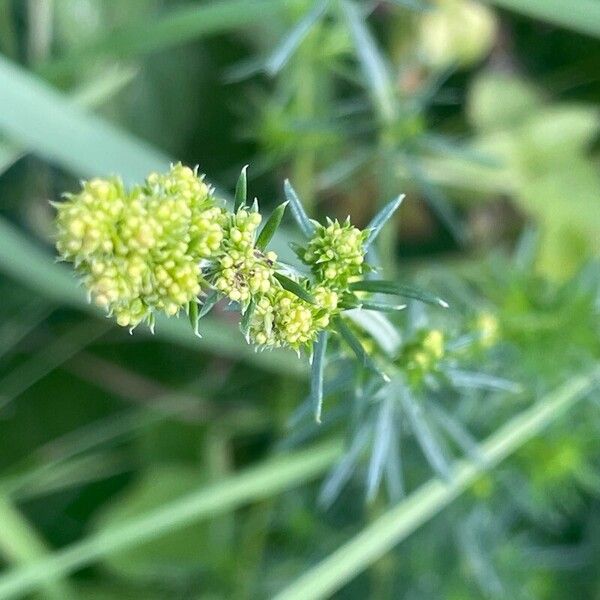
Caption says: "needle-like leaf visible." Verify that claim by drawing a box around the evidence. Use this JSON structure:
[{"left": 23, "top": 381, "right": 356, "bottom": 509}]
[
  {"left": 364, "top": 194, "right": 405, "bottom": 249},
  {"left": 349, "top": 280, "right": 449, "bottom": 308},
  {"left": 311, "top": 331, "right": 329, "bottom": 423},
  {"left": 234, "top": 165, "right": 248, "bottom": 210},
  {"left": 274, "top": 272, "right": 316, "bottom": 304},
  {"left": 284, "top": 179, "right": 315, "bottom": 238},
  {"left": 256, "top": 201, "right": 289, "bottom": 250}
]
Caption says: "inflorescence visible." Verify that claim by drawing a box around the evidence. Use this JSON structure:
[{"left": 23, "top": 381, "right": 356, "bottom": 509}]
[{"left": 55, "top": 164, "right": 370, "bottom": 354}]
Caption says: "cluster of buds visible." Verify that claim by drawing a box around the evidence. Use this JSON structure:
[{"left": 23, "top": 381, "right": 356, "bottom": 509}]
[
  {"left": 211, "top": 206, "right": 276, "bottom": 305},
  {"left": 399, "top": 329, "right": 445, "bottom": 385},
  {"left": 55, "top": 164, "right": 375, "bottom": 355},
  {"left": 247, "top": 285, "right": 338, "bottom": 352},
  {"left": 55, "top": 164, "right": 222, "bottom": 329},
  {"left": 299, "top": 217, "right": 368, "bottom": 290}
]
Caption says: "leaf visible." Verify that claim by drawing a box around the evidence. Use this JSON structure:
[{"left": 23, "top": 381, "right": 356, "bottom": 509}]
[
  {"left": 343, "top": 309, "right": 402, "bottom": 356},
  {"left": 256, "top": 201, "right": 289, "bottom": 250},
  {"left": 334, "top": 316, "right": 389, "bottom": 381},
  {"left": 240, "top": 299, "right": 255, "bottom": 342},
  {"left": 188, "top": 301, "right": 199, "bottom": 337},
  {"left": 349, "top": 280, "right": 449, "bottom": 308},
  {"left": 274, "top": 272, "right": 315, "bottom": 304},
  {"left": 319, "top": 427, "right": 369, "bottom": 509},
  {"left": 198, "top": 290, "right": 220, "bottom": 319},
  {"left": 354, "top": 301, "right": 407, "bottom": 313},
  {"left": 0, "top": 54, "right": 169, "bottom": 183},
  {"left": 272, "top": 370, "right": 600, "bottom": 600},
  {"left": 265, "top": 0, "right": 329, "bottom": 75},
  {"left": 341, "top": 0, "right": 397, "bottom": 123},
  {"left": 446, "top": 369, "right": 522, "bottom": 394},
  {"left": 396, "top": 382, "right": 450, "bottom": 479},
  {"left": 366, "top": 394, "right": 394, "bottom": 501},
  {"left": 311, "top": 331, "right": 329, "bottom": 423},
  {"left": 364, "top": 194, "right": 405, "bottom": 249},
  {"left": 234, "top": 165, "right": 248, "bottom": 210},
  {"left": 283, "top": 179, "right": 315, "bottom": 238}
]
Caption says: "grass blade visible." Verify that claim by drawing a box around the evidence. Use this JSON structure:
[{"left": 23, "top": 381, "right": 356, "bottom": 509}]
[
  {"left": 256, "top": 201, "right": 289, "bottom": 250},
  {"left": 364, "top": 194, "right": 405, "bottom": 249},
  {"left": 265, "top": 0, "right": 329, "bottom": 75},
  {"left": 311, "top": 331, "right": 329, "bottom": 423},
  {"left": 0, "top": 440, "right": 342, "bottom": 599},
  {"left": 274, "top": 369, "right": 599, "bottom": 600},
  {"left": 0, "top": 54, "right": 168, "bottom": 183},
  {"left": 284, "top": 179, "right": 315, "bottom": 238},
  {"left": 274, "top": 272, "right": 315, "bottom": 304}
]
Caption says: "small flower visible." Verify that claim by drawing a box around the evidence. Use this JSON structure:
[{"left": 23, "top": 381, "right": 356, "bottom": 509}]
[{"left": 300, "top": 217, "right": 368, "bottom": 290}]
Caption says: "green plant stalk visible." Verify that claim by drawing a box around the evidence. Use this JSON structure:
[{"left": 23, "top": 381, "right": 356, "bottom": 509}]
[
  {"left": 0, "top": 440, "right": 342, "bottom": 599},
  {"left": 0, "top": 495, "right": 73, "bottom": 600},
  {"left": 274, "top": 368, "right": 599, "bottom": 600},
  {"left": 485, "top": 0, "right": 600, "bottom": 39}
]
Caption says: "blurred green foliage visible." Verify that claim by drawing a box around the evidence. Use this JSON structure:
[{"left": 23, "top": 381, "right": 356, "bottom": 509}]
[{"left": 0, "top": 1, "right": 599, "bottom": 599}]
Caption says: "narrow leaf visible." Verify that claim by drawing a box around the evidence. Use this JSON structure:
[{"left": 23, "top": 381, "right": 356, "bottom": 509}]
[
  {"left": 335, "top": 316, "right": 389, "bottom": 381},
  {"left": 341, "top": 0, "right": 397, "bottom": 123},
  {"left": 284, "top": 179, "right": 315, "bottom": 238},
  {"left": 446, "top": 369, "right": 522, "bottom": 394},
  {"left": 256, "top": 201, "right": 289, "bottom": 250},
  {"left": 188, "top": 301, "right": 200, "bottom": 337},
  {"left": 396, "top": 382, "right": 450, "bottom": 479},
  {"left": 274, "top": 272, "right": 315, "bottom": 304},
  {"left": 265, "top": 0, "right": 329, "bottom": 75},
  {"left": 366, "top": 394, "right": 394, "bottom": 501},
  {"left": 349, "top": 280, "right": 449, "bottom": 308},
  {"left": 311, "top": 331, "right": 329, "bottom": 423},
  {"left": 364, "top": 194, "right": 405, "bottom": 249},
  {"left": 234, "top": 165, "right": 248, "bottom": 210},
  {"left": 199, "top": 290, "right": 220, "bottom": 319},
  {"left": 240, "top": 300, "right": 255, "bottom": 342}
]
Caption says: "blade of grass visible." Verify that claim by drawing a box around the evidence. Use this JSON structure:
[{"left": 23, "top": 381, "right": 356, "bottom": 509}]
[
  {"left": 0, "top": 54, "right": 169, "bottom": 183},
  {"left": 274, "top": 369, "right": 599, "bottom": 600},
  {"left": 485, "top": 0, "right": 600, "bottom": 38},
  {"left": 39, "top": 0, "right": 304, "bottom": 79},
  {"left": 0, "top": 440, "right": 342, "bottom": 599},
  {"left": 0, "top": 496, "right": 73, "bottom": 600}
]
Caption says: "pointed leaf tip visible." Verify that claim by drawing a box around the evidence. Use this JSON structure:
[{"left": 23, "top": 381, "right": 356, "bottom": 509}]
[
  {"left": 234, "top": 165, "right": 248, "bottom": 210},
  {"left": 364, "top": 194, "right": 406, "bottom": 249},
  {"left": 284, "top": 179, "right": 315, "bottom": 238}
]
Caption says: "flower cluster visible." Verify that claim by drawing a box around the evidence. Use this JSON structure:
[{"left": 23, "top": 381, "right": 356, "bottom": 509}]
[
  {"left": 299, "top": 217, "right": 368, "bottom": 290},
  {"left": 399, "top": 329, "right": 445, "bottom": 385},
  {"left": 55, "top": 164, "right": 222, "bottom": 329},
  {"left": 55, "top": 164, "right": 371, "bottom": 354},
  {"left": 211, "top": 207, "right": 275, "bottom": 305}
]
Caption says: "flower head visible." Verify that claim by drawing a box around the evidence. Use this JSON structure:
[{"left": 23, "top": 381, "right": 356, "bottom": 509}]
[{"left": 300, "top": 217, "right": 367, "bottom": 289}]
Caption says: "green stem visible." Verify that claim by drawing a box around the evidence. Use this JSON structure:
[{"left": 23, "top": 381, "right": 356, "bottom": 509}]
[{"left": 274, "top": 369, "right": 600, "bottom": 600}]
